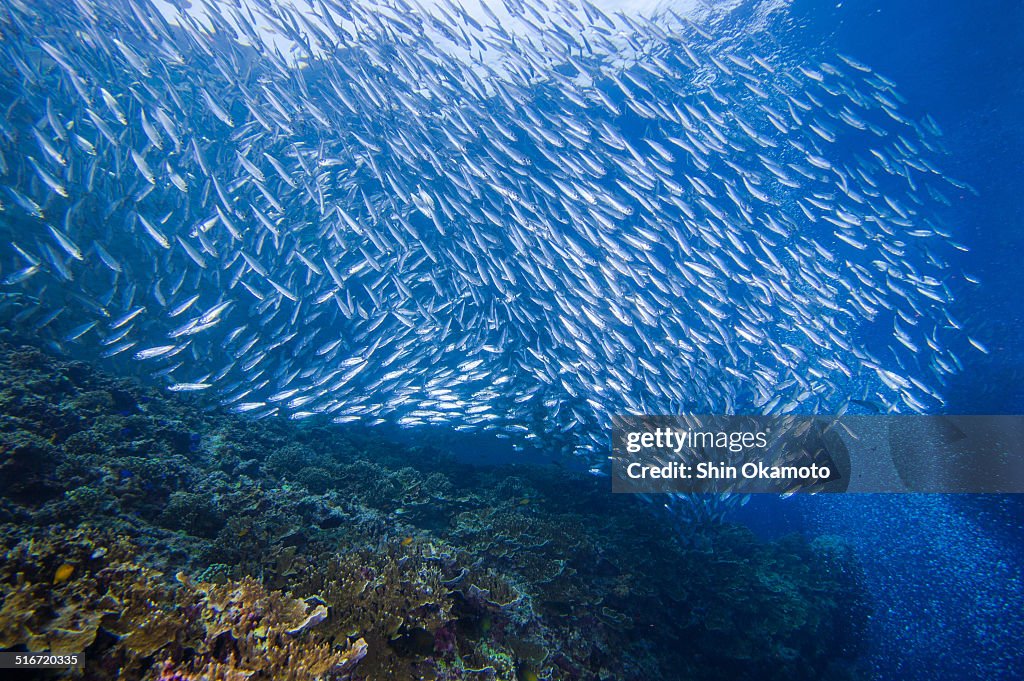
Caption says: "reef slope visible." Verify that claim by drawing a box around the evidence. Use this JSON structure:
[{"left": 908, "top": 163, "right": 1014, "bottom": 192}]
[{"left": 0, "top": 339, "right": 866, "bottom": 680}]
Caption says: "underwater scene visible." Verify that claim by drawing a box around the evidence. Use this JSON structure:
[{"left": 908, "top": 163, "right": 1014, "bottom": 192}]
[{"left": 0, "top": 0, "right": 1021, "bottom": 678}]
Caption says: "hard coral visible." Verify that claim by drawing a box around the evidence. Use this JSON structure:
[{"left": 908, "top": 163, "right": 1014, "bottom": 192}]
[
  {"left": 0, "top": 526, "right": 367, "bottom": 680},
  {"left": 0, "top": 340, "right": 868, "bottom": 681}
]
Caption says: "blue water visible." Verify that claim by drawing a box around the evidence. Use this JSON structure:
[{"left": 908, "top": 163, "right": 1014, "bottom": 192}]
[
  {"left": 734, "top": 493, "right": 1024, "bottom": 679},
  {"left": 791, "top": 0, "right": 1024, "bottom": 415},
  {"left": 730, "top": 3, "right": 1024, "bottom": 679}
]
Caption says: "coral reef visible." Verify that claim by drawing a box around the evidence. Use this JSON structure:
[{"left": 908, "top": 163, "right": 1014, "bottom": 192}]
[
  {"left": 0, "top": 337, "right": 867, "bottom": 679},
  {"left": 0, "top": 526, "right": 365, "bottom": 680}
]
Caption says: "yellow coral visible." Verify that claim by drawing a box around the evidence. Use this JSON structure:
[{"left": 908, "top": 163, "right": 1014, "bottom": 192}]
[{"left": 53, "top": 563, "right": 74, "bottom": 584}]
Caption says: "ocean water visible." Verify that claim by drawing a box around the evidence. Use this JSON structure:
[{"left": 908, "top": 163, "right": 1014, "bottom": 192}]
[
  {"left": 0, "top": 0, "right": 1021, "bottom": 679},
  {"left": 744, "top": 3, "right": 1024, "bottom": 679},
  {"left": 790, "top": 0, "right": 1024, "bottom": 416}
]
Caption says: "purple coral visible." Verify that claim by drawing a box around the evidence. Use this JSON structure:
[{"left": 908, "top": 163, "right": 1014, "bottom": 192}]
[
  {"left": 434, "top": 622, "right": 457, "bottom": 655},
  {"left": 156, "top": 660, "right": 193, "bottom": 681}
]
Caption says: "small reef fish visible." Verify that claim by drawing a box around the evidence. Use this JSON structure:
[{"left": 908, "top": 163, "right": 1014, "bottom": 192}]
[{"left": 0, "top": 0, "right": 978, "bottom": 466}]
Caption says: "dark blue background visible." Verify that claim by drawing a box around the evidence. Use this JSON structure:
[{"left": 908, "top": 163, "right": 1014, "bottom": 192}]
[
  {"left": 789, "top": 0, "right": 1024, "bottom": 414},
  {"left": 730, "top": 5, "right": 1024, "bottom": 679}
]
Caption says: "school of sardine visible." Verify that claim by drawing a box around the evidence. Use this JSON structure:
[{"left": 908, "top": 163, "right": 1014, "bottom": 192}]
[{"left": 0, "top": 0, "right": 981, "bottom": 458}]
